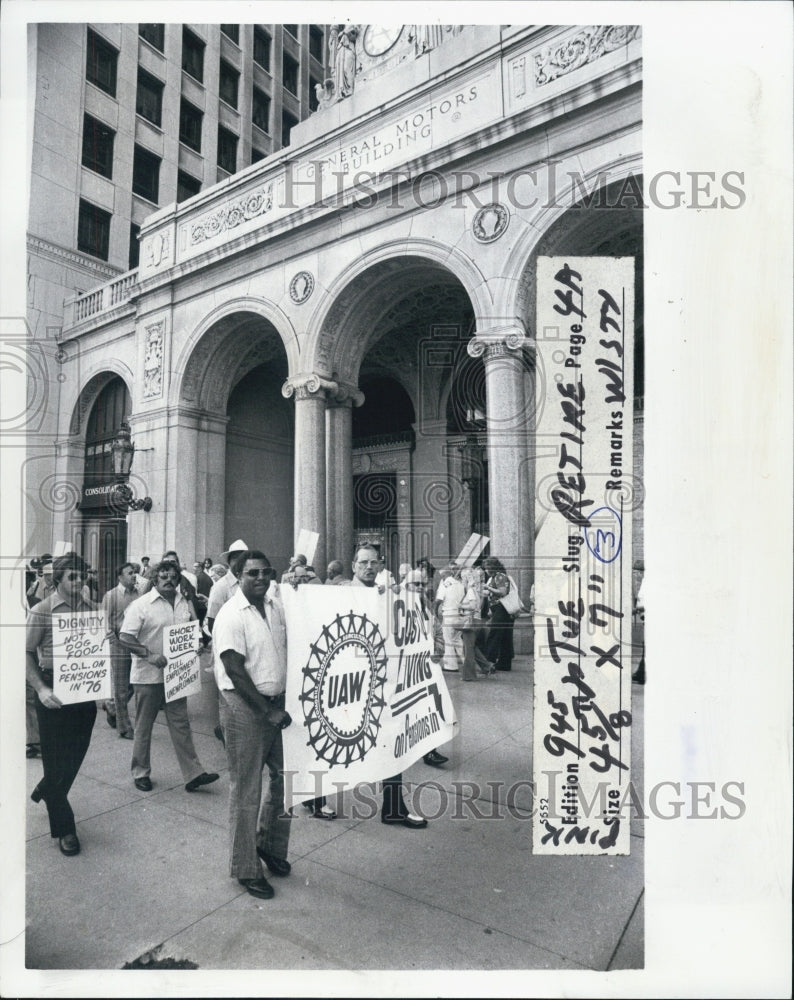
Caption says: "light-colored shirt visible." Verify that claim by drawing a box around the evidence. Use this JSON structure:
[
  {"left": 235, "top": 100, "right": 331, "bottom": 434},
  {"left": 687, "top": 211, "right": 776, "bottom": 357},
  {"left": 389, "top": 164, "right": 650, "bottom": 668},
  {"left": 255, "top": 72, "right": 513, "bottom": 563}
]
[
  {"left": 438, "top": 576, "right": 465, "bottom": 618},
  {"left": 212, "top": 586, "right": 287, "bottom": 696},
  {"left": 207, "top": 572, "right": 239, "bottom": 620},
  {"left": 26, "top": 592, "right": 99, "bottom": 676},
  {"left": 102, "top": 582, "right": 138, "bottom": 639},
  {"left": 121, "top": 588, "right": 194, "bottom": 685}
]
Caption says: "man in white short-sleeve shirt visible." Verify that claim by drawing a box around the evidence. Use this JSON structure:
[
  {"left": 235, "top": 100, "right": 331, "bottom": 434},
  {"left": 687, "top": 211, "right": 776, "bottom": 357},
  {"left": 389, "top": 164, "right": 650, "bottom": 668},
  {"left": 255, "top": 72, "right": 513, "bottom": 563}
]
[{"left": 212, "top": 549, "right": 291, "bottom": 900}]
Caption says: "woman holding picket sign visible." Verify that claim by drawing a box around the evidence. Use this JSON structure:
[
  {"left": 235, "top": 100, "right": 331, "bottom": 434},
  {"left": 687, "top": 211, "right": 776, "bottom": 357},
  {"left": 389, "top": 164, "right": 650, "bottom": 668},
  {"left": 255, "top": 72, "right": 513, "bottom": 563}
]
[{"left": 25, "top": 553, "right": 98, "bottom": 856}]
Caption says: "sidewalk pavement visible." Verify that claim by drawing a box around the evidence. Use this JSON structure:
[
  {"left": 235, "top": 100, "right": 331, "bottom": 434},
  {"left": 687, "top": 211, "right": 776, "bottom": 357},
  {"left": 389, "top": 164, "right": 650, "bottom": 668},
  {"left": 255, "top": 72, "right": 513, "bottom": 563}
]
[{"left": 25, "top": 653, "right": 643, "bottom": 971}]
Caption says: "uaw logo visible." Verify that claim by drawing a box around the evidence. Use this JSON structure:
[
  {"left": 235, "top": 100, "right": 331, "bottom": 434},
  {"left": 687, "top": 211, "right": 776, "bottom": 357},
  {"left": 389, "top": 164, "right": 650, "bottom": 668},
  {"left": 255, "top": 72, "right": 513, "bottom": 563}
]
[{"left": 299, "top": 611, "right": 387, "bottom": 767}]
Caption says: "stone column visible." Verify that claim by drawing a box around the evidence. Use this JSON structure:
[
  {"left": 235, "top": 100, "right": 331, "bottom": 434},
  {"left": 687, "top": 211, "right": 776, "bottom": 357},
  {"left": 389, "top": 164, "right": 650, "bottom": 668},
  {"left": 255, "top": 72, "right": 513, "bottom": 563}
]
[
  {"left": 50, "top": 438, "right": 85, "bottom": 551},
  {"left": 325, "top": 385, "right": 363, "bottom": 570},
  {"left": 283, "top": 373, "right": 338, "bottom": 575},
  {"left": 468, "top": 325, "right": 534, "bottom": 599}
]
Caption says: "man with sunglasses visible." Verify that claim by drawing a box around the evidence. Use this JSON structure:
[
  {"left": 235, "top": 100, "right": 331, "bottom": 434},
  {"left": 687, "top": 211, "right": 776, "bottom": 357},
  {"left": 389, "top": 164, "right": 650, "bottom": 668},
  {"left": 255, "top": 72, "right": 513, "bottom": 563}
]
[
  {"left": 119, "top": 560, "right": 218, "bottom": 794},
  {"left": 26, "top": 554, "right": 97, "bottom": 856},
  {"left": 212, "top": 550, "right": 291, "bottom": 900}
]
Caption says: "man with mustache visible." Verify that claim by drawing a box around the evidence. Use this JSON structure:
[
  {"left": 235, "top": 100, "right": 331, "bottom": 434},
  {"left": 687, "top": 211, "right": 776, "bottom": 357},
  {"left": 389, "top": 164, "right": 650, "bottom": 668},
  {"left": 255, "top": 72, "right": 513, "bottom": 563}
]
[{"left": 119, "top": 559, "right": 218, "bottom": 793}]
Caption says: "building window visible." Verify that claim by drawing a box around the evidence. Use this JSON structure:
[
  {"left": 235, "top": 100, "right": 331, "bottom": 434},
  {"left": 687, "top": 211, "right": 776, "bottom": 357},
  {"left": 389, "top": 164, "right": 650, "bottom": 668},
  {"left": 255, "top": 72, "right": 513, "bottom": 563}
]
[
  {"left": 132, "top": 145, "right": 161, "bottom": 203},
  {"left": 85, "top": 377, "right": 131, "bottom": 486},
  {"left": 253, "top": 28, "right": 271, "bottom": 71},
  {"left": 177, "top": 170, "right": 202, "bottom": 203},
  {"left": 309, "top": 78, "right": 320, "bottom": 112},
  {"left": 251, "top": 146, "right": 265, "bottom": 164},
  {"left": 78, "top": 199, "right": 111, "bottom": 261},
  {"left": 129, "top": 224, "right": 141, "bottom": 269},
  {"left": 252, "top": 87, "right": 270, "bottom": 132},
  {"left": 219, "top": 59, "right": 239, "bottom": 108},
  {"left": 282, "top": 52, "right": 299, "bottom": 95},
  {"left": 217, "top": 126, "right": 237, "bottom": 173},
  {"left": 281, "top": 110, "right": 298, "bottom": 148},
  {"left": 179, "top": 99, "right": 203, "bottom": 152},
  {"left": 81, "top": 113, "right": 115, "bottom": 179},
  {"left": 182, "top": 27, "right": 205, "bottom": 83},
  {"left": 86, "top": 28, "right": 118, "bottom": 97},
  {"left": 138, "top": 24, "right": 164, "bottom": 51},
  {"left": 309, "top": 26, "right": 324, "bottom": 62},
  {"left": 136, "top": 68, "right": 164, "bottom": 127},
  {"left": 284, "top": 25, "right": 299, "bottom": 38},
  {"left": 220, "top": 24, "right": 239, "bottom": 44}
]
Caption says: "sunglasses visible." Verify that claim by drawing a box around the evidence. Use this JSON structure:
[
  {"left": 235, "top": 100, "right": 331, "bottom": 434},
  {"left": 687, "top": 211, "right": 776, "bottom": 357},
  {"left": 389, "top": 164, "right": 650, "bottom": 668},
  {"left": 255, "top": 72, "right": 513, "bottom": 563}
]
[{"left": 243, "top": 568, "right": 272, "bottom": 578}]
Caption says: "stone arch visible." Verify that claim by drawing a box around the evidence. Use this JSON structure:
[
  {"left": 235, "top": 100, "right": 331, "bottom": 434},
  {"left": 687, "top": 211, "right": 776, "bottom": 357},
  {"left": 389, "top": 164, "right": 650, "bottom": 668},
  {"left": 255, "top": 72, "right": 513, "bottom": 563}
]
[
  {"left": 497, "top": 158, "right": 644, "bottom": 325},
  {"left": 173, "top": 298, "right": 298, "bottom": 412},
  {"left": 67, "top": 362, "right": 135, "bottom": 440},
  {"left": 304, "top": 240, "right": 493, "bottom": 385}
]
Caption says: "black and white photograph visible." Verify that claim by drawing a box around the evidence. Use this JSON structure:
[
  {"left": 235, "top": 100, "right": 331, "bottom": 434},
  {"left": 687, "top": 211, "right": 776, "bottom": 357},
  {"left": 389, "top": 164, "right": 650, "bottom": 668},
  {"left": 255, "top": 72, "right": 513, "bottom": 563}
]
[{"left": 0, "top": 2, "right": 790, "bottom": 997}]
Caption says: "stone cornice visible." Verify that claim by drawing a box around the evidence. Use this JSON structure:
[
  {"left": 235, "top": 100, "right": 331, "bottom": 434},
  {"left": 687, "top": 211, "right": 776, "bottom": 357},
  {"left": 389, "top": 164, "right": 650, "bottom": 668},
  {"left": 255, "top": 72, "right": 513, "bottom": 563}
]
[{"left": 27, "top": 234, "right": 121, "bottom": 281}]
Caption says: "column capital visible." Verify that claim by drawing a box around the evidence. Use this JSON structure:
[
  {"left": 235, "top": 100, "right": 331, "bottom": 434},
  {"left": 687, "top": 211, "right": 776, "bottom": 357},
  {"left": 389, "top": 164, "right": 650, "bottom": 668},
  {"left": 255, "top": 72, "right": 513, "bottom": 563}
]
[
  {"left": 467, "top": 323, "right": 533, "bottom": 359},
  {"left": 281, "top": 372, "right": 339, "bottom": 401},
  {"left": 328, "top": 381, "right": 365, "bottom": 408}
]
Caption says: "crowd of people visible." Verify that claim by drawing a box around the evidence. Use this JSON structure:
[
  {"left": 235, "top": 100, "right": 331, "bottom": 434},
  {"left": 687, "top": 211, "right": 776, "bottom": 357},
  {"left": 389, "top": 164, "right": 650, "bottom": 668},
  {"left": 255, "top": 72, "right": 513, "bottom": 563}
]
[{"left": 25, "top": 541, "right": 528, "bottom": 899}]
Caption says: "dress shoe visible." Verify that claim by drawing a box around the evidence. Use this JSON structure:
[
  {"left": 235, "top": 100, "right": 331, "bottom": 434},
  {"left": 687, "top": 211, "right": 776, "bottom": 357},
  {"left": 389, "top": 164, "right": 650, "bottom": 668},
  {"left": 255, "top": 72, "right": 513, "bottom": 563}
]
[
  {"left": 185, "top": 771, "right": 219, "bottom": 792},
  {"left": 423, "top": 750, "right": 448, "bottom": 767},
  {"left": 59, "top": 833, "right": 80, "bottom": 856},
  {"left": 238, "top": 877, "right": 274, "bottom": 900},
  {"left": 134, "top": 776, "right": 153, "bottom": 791},
  {"left": 30, "top": 785, "right": 43, "bottom": 803},
  {"left": 381, "top": 813, "right": 428, "bottom": 829},
  {"left": 256, "top": 848, "right": 291, "bottom": 877},
  {"left": 119, "top": 729, "right": 134, "bottom": 740},
  {"left": 302, "top": 802, "right": 337, "bottom": 820}
]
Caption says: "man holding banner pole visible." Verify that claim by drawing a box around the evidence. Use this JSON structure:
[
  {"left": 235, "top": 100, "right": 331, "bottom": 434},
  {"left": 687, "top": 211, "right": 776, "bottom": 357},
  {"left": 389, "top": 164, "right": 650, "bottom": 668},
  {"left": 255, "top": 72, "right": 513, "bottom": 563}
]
[
  {"left": 119, "top": 560, "right": 218, "bottom": 794},
  {"left": 350, "top": 544, "right": 429, "bottom": 829},
  {"left": 212, "top": 550, "right": 292, "bottom": 900},
  {"left": 25, "top": 553, "right": 98, "bottom": 857}
]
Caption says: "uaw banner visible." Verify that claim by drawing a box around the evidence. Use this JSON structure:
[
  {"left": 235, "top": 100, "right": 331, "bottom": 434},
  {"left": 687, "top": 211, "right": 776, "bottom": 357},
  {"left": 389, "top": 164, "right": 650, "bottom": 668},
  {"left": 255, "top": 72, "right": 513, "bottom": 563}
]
[
  {"left": 281, "top": 585, "right": 457, "bottom": 803},
  {"left": 52, "top": 612, "right": 110, "bottom": 704},
  {"left": 533, "top": 257, "right": 635, "bottom": 855}
]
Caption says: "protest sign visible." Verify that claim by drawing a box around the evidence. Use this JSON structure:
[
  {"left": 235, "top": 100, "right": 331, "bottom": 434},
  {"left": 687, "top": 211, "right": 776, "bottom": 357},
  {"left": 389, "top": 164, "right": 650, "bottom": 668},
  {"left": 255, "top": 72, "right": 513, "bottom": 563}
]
[
  {"left": 51, "top": 612, "right": 110, "bottom": 704},
  {"left": 163, "top": 620, "right": 201, "bottom": 702},
  {"left": 533, "top": 257, "right": 635, "bottom": 855},
  {"left": 295, "top": 528, "right": 319, "bottom": 568},
  {"left": 281, "top": 584, "right": 456, "bottom": 804}
]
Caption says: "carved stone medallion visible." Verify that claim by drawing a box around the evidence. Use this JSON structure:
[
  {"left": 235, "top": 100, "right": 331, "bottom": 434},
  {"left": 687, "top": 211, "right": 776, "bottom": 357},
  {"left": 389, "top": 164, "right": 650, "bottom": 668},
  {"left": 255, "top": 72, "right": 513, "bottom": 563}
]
[
  {"left": 289, "top": 271, "right": 315, "bottom": 304},
  {"left": 472, "top": 203, "right": 509, "bottom": 243}
]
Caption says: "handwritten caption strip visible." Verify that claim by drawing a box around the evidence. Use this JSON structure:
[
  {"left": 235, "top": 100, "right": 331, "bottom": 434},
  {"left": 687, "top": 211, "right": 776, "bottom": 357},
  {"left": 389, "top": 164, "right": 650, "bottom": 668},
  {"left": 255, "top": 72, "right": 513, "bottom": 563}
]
[
  {"left": 163, "top": 620, "right": 201, "bottom": 703},
  {"left": 52, "top": 612, "right": 110, "bottom": 705},
  {"left": 533, "top": 257, "right": 635, "bottom": 855}
]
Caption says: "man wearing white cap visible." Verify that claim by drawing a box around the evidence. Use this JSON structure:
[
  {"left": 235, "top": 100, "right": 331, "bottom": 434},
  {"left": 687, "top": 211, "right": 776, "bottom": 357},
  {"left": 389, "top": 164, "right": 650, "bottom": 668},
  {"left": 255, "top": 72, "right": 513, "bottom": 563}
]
[
  {"left": 207, "top": 539, "right": 248, "bottom": 628},
  {"left": 205, "top": 539, "right": 249, "bottom": 745}
]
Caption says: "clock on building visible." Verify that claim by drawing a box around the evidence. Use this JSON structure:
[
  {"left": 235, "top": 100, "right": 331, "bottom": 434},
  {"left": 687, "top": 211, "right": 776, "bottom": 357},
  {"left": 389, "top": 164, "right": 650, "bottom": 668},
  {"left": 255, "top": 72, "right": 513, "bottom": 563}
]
[{"left": 362, "top": 25, "right": 403, "bottom": 57}]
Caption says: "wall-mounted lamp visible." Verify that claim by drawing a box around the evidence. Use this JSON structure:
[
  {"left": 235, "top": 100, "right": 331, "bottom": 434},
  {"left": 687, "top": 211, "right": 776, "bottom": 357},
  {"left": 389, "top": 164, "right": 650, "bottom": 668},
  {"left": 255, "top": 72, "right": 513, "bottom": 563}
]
[{"left": 111, "top": 423, "right": 153, "bottom": 512}]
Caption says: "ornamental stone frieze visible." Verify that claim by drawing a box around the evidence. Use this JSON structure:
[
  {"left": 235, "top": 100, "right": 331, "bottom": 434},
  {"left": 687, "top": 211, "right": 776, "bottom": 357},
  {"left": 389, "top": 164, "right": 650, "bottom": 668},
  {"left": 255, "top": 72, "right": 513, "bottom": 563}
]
[
  {"left": 189, "top": 183, "right": 274, "bottom": 245},
  {"left": 142, "top": 320, "right": 165, "bottom": 400},
  {"left": 534, "top": 25, "right": 641, "bottom": 87}
]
